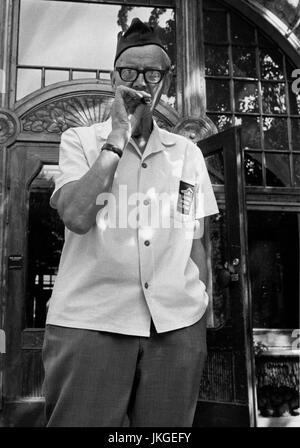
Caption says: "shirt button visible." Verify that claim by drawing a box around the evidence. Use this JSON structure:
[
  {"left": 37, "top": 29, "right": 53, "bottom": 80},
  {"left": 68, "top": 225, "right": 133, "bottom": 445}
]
[
  {"left": 141, "top": 162, "right": 148, "bottom": 168},
  {"left": 144, "top": 282, "right": 149, "bottom": 289},
  {"left": 143, "top": 199, "right": 150, "bottom": 206},
  {"left": 144, "top": 240, "right": 150, "bottom": 246}
]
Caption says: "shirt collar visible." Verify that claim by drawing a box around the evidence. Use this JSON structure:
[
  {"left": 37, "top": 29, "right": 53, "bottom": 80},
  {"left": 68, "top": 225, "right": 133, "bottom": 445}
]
[
  {"left": 95, "top": 117, "right": 176, "bottom": 155},
  {"left": 152, "top": 119, "right": 176, "bottom": 147}
]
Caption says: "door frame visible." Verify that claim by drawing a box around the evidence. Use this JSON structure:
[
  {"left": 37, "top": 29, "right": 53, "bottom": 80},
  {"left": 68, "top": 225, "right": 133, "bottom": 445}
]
[{"left": 194, "top": 125, "right": 257, "bottom": 427}]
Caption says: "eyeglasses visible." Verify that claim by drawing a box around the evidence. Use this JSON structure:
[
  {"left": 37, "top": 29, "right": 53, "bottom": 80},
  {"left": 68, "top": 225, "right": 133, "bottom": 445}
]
[{"left": 115, "top": 67, "right": 167, "bottom": 84}]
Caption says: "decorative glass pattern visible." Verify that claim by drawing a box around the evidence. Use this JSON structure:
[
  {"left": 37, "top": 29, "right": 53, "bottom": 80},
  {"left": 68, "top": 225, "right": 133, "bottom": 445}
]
[{"left": 203, "top": 0, "right": 300, "bottom": 188}]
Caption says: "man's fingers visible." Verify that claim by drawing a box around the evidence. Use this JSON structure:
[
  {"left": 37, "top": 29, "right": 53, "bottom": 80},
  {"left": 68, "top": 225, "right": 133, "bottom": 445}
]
[
  {"left": 112, "top": 86, "right": 152, "bottom": 135},
  {"left": 130, "top": 103, "right": 147, "bottom": 133},
  {"left": 118, "top": 85, "right": 151, "bottom": 99}
]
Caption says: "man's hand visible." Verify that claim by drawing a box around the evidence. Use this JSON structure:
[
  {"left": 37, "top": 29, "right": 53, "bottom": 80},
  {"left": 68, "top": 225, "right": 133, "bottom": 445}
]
[{"left": 107, "top": 86, "right": 151, "bottom": 150}]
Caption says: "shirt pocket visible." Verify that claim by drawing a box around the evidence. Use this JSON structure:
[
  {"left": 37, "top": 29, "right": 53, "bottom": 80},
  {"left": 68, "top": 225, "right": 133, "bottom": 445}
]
[{"left": 168, "top": 178, "right": 195, "bottom": 223}]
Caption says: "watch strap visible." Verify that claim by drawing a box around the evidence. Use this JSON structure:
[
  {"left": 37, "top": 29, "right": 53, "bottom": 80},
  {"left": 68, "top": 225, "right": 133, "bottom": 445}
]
[{"left": 101, "top": 143, "right": 123, "bottom": 158}]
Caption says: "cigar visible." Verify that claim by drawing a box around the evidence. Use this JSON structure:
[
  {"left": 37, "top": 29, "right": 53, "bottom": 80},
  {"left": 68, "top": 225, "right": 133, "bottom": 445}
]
[{"left": 141, "top": 96, "right": 152, "bottom": 105}]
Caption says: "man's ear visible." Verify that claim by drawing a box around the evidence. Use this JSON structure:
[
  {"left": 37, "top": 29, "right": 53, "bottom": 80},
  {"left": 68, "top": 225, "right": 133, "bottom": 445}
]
[
  {"left": 110, "top": 70, "right": 117, "bottom": 90},
  {"left": 162, "top": 70, "right": 172, "bottom": 95}
]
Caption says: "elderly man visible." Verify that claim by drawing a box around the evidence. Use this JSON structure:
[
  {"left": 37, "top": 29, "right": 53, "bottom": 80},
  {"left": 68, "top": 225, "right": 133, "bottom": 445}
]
[{"left": 42, "top": 18, "right": 218, "bottom": 427}]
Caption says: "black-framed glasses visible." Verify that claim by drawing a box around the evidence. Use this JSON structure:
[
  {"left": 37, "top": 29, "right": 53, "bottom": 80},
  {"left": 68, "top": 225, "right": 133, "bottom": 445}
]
[{"left": 115, "top": 67, "right": 167, "bottom": 84}]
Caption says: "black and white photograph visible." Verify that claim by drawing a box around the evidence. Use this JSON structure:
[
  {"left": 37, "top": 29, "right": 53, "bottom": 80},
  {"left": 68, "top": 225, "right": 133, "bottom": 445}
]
[{"left": 0, "top": 0, "right": 299, "bottom": 434}]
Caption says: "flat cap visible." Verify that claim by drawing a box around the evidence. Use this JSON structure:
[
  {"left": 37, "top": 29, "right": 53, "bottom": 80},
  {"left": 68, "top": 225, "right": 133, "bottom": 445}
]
[{"left": 114, "top": 18, "right": 167, "bottom": 65}]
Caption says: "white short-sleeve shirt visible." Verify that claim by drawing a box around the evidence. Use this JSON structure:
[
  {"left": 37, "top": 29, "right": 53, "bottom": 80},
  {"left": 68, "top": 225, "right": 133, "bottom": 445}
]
[{"left": 47, "top": 119, "right": 219, "bottom": 336}]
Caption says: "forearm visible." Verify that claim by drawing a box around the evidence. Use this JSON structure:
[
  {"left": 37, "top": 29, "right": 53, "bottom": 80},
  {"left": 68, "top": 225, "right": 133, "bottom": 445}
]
[{"left": 57, "top": 148, "right": 120, "bottom": 234}]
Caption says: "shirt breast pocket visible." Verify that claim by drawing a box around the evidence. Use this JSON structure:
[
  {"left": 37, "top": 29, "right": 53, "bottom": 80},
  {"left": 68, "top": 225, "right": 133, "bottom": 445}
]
[{"left": 169, "top": 179, "right": 195, "bottom": 224}]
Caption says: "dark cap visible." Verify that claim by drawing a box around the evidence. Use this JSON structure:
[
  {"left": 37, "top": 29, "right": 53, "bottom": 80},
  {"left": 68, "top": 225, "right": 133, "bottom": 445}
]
[{"left": 114, "top": 18, "right": 168, "bottom": 66}]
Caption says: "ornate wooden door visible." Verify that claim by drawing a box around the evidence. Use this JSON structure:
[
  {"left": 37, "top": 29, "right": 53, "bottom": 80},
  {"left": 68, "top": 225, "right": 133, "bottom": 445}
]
[{"left": 194, "top": 126, "right": 256, "bottom": 427}]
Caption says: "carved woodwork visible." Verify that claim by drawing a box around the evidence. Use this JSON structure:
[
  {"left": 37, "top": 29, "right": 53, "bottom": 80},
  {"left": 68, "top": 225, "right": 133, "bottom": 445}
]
[
  {"left": 21, "top": 95, "right": 114, "bottom": 134},
  {"left": 0, "top": 109, "right": 20, "bottom": 145},
  {"left": 174, "top": 115, "right": 218, "bottom": 143},
  {"left": 20, "top": 94, "right": 177, "bottom": 134}
]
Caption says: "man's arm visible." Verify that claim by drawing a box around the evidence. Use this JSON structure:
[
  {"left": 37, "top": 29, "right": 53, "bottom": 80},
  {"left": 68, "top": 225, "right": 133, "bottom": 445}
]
[
  {"left": 190, "top": 218, "right": 208, "bottom": 286},
  {"left": 56, "top": 86, "right": 150, "bottom": 235},
  {"left": 56, "top": 149, "right": 120, "bottom": 235}
]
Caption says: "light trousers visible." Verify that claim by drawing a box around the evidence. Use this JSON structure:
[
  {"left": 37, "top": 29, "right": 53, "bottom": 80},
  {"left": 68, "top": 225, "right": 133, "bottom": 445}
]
[{"left": 42, "top": 316, "right": 207, "bottom": 427}]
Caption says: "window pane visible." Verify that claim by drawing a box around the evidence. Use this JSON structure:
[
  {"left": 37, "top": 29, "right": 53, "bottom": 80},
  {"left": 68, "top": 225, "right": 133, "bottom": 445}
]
[
  {"left": 205, "top": 45, "right": 229, "bottom": 76},
  {"left": 286, "top": 59, "right": 297, "bottom": 81},
  {"left": 238, "top": 115, "right": 261, "bottom": 149},
  {"left": 20, "top": 0, "right": 118, "bottom": 69},
  {"left": 45, "top": 70, "right": 69, "bottom": 86},
  {"left": 206, "top": 153, "right": 224, "bottom": 185},
  {"left": 293, "top": 155, "right": 300, "bottom": 186},
  {"left": 257, "top": 31, "right": 274, "bottom": 48},
  {"left": 263, "top": 117, "right": 288, "bottom": 151},
  {"left": 291, "top": 118, "right": 300, "bottom": 150},
  {"left": 261, "top": 82, "right": 286, "bottom": 114},
  {"left": 206, "top": 80, "right": 231, "bottom": 112},
  {"left": 230, "top": 13, "right": 255, "bottom": 45},
  {"left": 232, "top": 47, "right": 256, "bottom": 78},
  {"left": 100, "top": 72, "right": 111, "bottom": 81},
  {"left": 244, "top": 152, "right": 263, "bottom": 186},
  {"left": 265, "top": 153, "right": 291, "bottom": 187},
  {"left": 72, "top": 71, "right": 98, "bottom": 80},
  {"left": 234, "top": 81, "right": 259, "bottom": 113},
  {"left": 17, "top": 69, "right": 41, "bottom": 100},
  {"left": 207, "top": 114, "right": 233, "bottom": 132},
  {"left": 203, "top": 11, "right": 227, "bottom": 43},
  {"left": 260, "top": 48, "right": 284, "bottom": 81}
]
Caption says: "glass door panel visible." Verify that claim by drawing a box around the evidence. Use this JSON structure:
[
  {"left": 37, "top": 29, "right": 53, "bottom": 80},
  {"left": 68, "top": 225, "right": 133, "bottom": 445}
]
[
  {"left": 27, "top": 165, "right": 64, "bottom": 328},
  {"left": 249, "top": 211, "right": 300, "bottom": 425}
]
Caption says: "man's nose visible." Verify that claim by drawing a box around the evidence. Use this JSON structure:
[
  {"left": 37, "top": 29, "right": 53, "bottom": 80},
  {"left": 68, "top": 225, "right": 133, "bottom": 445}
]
[{"left": 133, "top": 72, "right": 147, "bottom": 89}]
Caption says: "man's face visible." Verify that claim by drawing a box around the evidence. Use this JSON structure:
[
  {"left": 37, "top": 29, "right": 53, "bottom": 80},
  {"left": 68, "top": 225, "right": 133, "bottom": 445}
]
[{"left": 111, "top": 45, "right": 171, "bottom": 110}]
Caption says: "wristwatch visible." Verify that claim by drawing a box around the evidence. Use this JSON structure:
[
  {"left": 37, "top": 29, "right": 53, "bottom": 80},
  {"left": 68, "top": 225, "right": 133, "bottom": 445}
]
[{"left": 101, "top": 143, "right": 123, "bottom": 158}]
